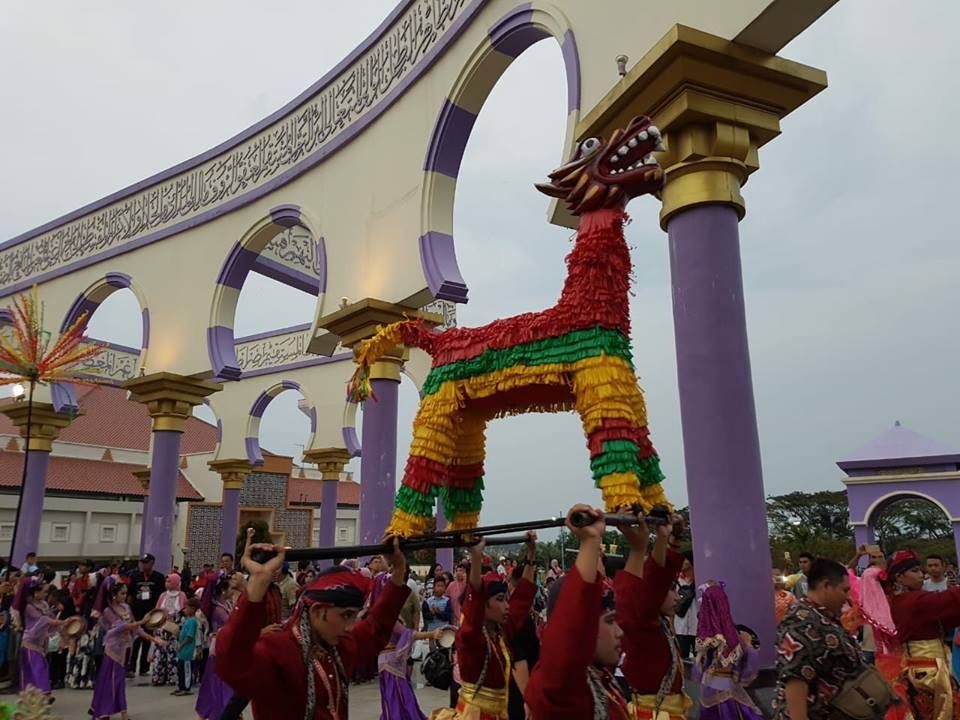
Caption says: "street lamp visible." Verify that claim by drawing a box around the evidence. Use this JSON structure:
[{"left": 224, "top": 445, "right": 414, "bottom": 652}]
[{"left": 10, "top": 383, "right": 24, "bottom": 401}]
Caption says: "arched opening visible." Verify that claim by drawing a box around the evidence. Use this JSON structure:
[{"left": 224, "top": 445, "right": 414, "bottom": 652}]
[
  {"left": 870, "top": 494, "right": 954, "bottom": 560},
  {"left": 246, "top": 381, "right": 315, "bottom": 466},
  {"left": 209, "top": 206, "right": 325, "bottom": 379},
  {"left": 61, "top": 275, "right": 149, "bottom": 393},
  {"left": 418, "top": 6, "right": 579, "bottom": 305}
]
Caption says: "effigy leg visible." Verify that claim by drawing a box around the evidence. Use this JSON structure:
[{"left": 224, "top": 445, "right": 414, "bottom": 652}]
[
  {"left": 440, "top": 411, "right": 488, "bottom": 532},
  {"left": 388, "top": 393, "right": 459, "bottom": 537},
  {"left": 571, "top": 355, "right": 669, "bottom": 512}
]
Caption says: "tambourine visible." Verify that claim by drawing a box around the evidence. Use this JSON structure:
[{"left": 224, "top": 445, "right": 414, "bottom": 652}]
[
  {"left": 162, "top": 621, "right": 180, "bottom": 636},
  {"left": 437, "top": 627, "right": 456, "bottom": 649},
  {"left": 142, "top": 609, "right": 167, "bottom": 631},
  {"left": 60, "top": 616, "right": 87, "bottom": 639}
]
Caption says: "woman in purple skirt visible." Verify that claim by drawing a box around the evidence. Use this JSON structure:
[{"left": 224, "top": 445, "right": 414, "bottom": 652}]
[
  {"left": 90, "top": 576, "right": 165, "bottom": 720},
  {"left": 693, "top": 583, "right": 763, "bottom": 720},
  {"left": 195, "top": 575, "right": 236, "bottom": 720},
  {"left": 15, "top": 576, "right": 60, "bottom": 694},
  {"left": 379, "top": 620, "right": 443, "bottom": 720}
]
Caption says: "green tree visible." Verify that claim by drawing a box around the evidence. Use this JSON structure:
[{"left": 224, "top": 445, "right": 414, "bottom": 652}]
[
  {"left": 875, "top": 499, "right": 951, "bottom": 545},
  {"left": 766, "top": 490, "right": 852, "bottom": 541}
]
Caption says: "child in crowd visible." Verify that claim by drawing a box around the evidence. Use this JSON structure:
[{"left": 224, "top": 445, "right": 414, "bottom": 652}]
[{"left": 173, "top": 598, "right": 200, "bottom": 696}]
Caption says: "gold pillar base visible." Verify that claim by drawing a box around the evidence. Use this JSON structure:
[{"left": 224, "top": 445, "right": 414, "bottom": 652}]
[
  {"left": 304, "top": 447, "right": 352, "bottom": 481},
  {"left": 1, "top": 402, "right": 74, "bottom": 452},
  {"left": 208, "top": 458, "right": 253, "bottom": 490},
  {"left": 124, "top": 372, "right": 222, "bottom": 433}
]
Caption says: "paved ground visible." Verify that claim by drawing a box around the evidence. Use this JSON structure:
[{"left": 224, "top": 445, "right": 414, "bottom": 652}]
[{"left": 43, "top": 677, "right": 449, "bottom": 718}]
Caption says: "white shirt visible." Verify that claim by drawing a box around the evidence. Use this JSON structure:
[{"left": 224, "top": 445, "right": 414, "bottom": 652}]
[
  {"left": 924, "top": 578, "right": 949, "bottom": 592},
  {"left": 673, "top": 579, "right": 698, "bottom": 636}
]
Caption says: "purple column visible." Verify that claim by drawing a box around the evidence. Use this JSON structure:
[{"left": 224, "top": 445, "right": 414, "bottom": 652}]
[
  {"left": 221, "top": 487, "right": 241, "bottom": 557},
  {"left": 318, "top": 479, "right": 339, "bottom": 570},
  {"left": 143, "top": 430, "right": 183, "bottom": 575},
  {"left": 12, "top": 450, "right": 50, "bottom": 568},
  {"left": 139, "top": 492, "right": 150, "bottom": 557},
  {"left": 359, "top": 378, "right": 400, "bottom": 546},
  {"left": 668, "top": 204, "right": 777, "bottom": 666},
  {"left": 854, "top": 525, "right": 875, "bottom": 551},
  {"left": 436, "top": 499, "right": 453, "bottom": 572}
]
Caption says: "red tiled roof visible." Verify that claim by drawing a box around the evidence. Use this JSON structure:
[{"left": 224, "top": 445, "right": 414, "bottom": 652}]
[
  {"left": 0, "top": 385, "right": 217, "bottom": 453},
  {"left": 287, "top": 477, "right": 360, "bottom": 506},
  {"left": 0, "top": 450, "right": 202, "bottom": 501}
]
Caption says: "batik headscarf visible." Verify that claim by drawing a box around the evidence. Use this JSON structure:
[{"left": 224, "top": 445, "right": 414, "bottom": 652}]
[
  {"left": 290, "top": 566, "right": 371, "bottom": 720},
  {"left": 11, "top": 575, "right": 42, "bottom": 615},
  {"left": 695, "top": 584, "right": 743, "bottom": 669},
  {"left": 888, "top": 549, "right": 921, "bottom": 579},
  {"left": 481, "top": 571, "right": 508, "bottom": 599}
]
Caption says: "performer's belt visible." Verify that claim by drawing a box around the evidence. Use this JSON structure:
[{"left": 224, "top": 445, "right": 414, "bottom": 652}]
[
  {"left": 631, "top": 692, "right": 693, "bottom": 720},
  {"left": 905, "top": 639, "right": 948, "bottom": 661},
  {"left": 458, "top": 683, "right": 508, "bottom": 717}
]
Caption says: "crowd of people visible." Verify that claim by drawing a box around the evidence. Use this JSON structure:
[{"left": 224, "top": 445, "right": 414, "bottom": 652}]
[
  {"left": 5, "top": 525, "right": 960, "bottom": 720},
  {"left": 772, "top": 546, "right": 960, "bottom": 720}
]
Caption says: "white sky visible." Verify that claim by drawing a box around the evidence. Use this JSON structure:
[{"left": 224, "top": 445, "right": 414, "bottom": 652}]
[{"left": 3, "top": 1, "right": 960, "bottom": 524}]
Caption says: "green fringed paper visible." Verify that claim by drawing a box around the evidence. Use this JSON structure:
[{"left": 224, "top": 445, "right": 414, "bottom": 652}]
[
  {"left": 440, "top": 477, "right": 485, "bottom": 515},
  {"left": 421, "top": 326, "right": 634, "bottom": 396},
  {"left": 591, "top": 440, "right": 665, "bottom": 488},
  {"left": 396, "top": 485, "right": 438, "bottom": 517}
]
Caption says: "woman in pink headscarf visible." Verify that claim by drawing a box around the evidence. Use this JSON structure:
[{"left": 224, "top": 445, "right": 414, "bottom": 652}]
[{"left": 150, "top": 573, "right": 186, "bottom": 687}]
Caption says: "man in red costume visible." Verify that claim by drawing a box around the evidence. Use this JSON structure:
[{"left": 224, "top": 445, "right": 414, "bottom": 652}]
[
  {"left": 216, "top": 534, "right": 410, "bottom": 719},
  {"left": 525, "top": 504, "right": 632, "bottom": 719},
  {"left": 615, "top": 510, "right": 689, "bottom": 720},
  {"left": 433, "top": 531, "right": 537, "bottom": 720},
  {"left": 886, "top": 549, "right": 960, "bottom": 720}
]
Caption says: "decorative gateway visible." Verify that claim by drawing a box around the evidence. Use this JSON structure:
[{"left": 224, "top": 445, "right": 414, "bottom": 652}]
[{"left": 351, "top": 116, "right": 671, "bottom": 536}]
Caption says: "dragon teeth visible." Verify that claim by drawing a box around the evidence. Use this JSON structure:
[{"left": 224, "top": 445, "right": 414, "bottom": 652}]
[{"left": 618, "top": 146, "right": 629, "bottom": 156}]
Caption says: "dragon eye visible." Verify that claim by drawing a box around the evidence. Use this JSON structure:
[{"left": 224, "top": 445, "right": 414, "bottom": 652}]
[{"left": 579, "top": 137, "right": 601, "bottom": 156}]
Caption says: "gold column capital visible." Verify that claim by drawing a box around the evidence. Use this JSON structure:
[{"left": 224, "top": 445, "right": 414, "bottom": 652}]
[
  {"left": 313, "top": 297, "right": 441, "bottom": 381},
  {"left": 132, "top": 468, "right": 152, "bottom": 492},
  {"left": 123, "top": 372, "right": 222, "bottom": 433},
  {"left": 575, "top": 24, "right": 827, "bottom": 228},
  {"left": 303, "top": 447, "right": 352, "bottom": 481},
  {"left": 0, "top": 401, "right": 74, "bottom": 452},
  {"left": 208, "top": 458, "right": 253, "bottom": 490}
]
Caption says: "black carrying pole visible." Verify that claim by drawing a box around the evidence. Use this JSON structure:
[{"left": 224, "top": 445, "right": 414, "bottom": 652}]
[{"left": 258, "top": 507, "right": 672, "bottom": 564}]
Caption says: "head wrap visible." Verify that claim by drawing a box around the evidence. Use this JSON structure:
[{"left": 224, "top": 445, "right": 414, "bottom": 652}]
[
  {"left": 695, "top": 584, "right": 743, "bottom": 669},
  {"left": 481, "top": 571, "right": 507, "bottom": 598},
  {"left": 888, "top": 549, "right": 921, "bottom": 579},
  {"left": 289, "top": 567, "right": 370, "bottom": 720},
  {"left": 166, "top": 573, "right": 181, "bottom": 592},
  {"left": 299, "top": 566, "right": 371, "bottom": 610},
  {"left": 858, "top": 566, "right": 897, "bottom": 653}
]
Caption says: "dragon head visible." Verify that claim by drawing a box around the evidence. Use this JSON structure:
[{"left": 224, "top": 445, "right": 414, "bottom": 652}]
[{"left": 536, "top": 115, "right": 665, "bottom": 214}]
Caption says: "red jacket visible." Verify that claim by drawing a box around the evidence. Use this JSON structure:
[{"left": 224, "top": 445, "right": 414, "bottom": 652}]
[
  {"left": 615, "top": 550, "right": 684, "bottom": 695},
  {"left": 525, "top": 566, "right": 631, "bottom": 719},
  {"left": 455, "top": 578, "right": 535, "bottom": 688},
  {"left": 216, "top": 580, "right": 409, "bottom": 719},
  {"left": 890, "top": 587, "right": 960, "bottom": 642}
]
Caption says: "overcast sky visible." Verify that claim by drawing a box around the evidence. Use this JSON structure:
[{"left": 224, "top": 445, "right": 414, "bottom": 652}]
[{"left": 3, "top": 1, "right": 960, "bottom": 525}]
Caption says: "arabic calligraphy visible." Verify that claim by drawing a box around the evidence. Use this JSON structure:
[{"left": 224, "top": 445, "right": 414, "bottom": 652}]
[
  {"left": 0, "top": 0, "right": 469, "bottom": 291},
  {"left": 77, "top": 347, "right": 139, "bottom": 381},
  {"left": 261, "top": 227, "right": 322, "bottom": 277},
  {"left": 236, "top": 329, "right": 312, "bottom": 372}
]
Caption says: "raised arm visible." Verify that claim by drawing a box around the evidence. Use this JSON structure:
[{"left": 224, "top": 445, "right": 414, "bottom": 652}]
[
  {"left": 619, "top": 509, "right": 649, "bottom": 579},
  {"left": 350, "top": 538, "right": 412, "bottom": 662},
  {"left": 525, "top": 505, "right": 605, "bottom": 718},
  {"left": 506, "top": 531, "right": 538, "bottom": 639},
  {"left": 215, "top": 529, "right": 287, "bottom": 695}
]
